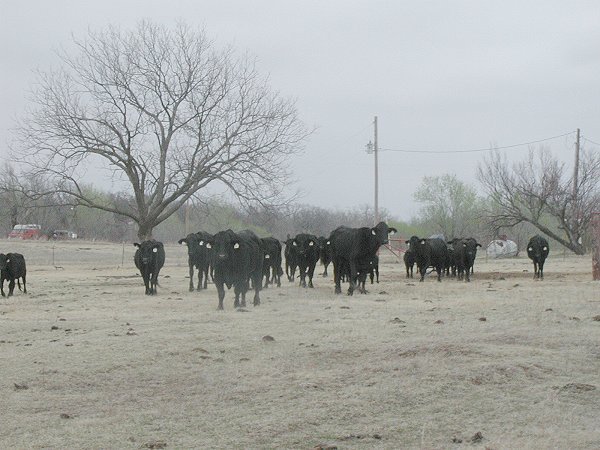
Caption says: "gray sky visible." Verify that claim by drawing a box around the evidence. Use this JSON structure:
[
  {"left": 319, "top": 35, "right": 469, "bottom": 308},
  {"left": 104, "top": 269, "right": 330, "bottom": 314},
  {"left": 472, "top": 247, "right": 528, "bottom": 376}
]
[{"left": 1, "top": 1, "right": 599, "bottom": 220}]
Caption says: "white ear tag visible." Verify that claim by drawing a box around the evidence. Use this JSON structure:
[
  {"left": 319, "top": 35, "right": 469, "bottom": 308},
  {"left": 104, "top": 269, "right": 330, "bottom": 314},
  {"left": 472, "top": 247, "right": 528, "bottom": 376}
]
[
  {"left": 371, "top": 230, "right": 376, "bottom": 236},
  {"left": 6, "top": 259, "right": 10, "bottom": 263},
  {"left": 293, "top": 242, "right": 297, "bottom": 246},
  {"left": 543, "top": 246, "right": 547, "bottom": 251},
  {"left": 326, "top": 241, "right": 330, "bottom": 245},
  {"left": 152, "top": 248, "right": 158, "bottom": 253},
  {"left": 309, "top": 241, "right": 314, "bottom": 246},
  {"left": 528, "top": 247, "right": 533, "bottom": 251},
  {"left": 265, "top": 254, "right": 270, "bottom": 259},
  {"left": 206, "top": 243, "right": 212, "bottom": 249},
  {"left": 199, "top": 240, "right": 204, "bottom": 246},
  {"left": 234, "top": 243, "right": 240, "bottom": 249}
]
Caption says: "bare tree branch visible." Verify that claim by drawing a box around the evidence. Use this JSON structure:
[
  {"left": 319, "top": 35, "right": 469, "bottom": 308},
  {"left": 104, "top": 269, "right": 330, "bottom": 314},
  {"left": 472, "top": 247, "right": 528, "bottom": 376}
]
[{"left": 12, "top": 21, "right": 308, "bottom": 239}]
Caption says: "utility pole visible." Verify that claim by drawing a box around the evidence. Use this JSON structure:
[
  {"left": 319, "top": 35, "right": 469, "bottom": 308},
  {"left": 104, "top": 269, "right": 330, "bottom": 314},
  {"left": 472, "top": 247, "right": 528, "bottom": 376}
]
[
  {"left": 573, "top": 128, "right": 581, "bottom": 243},
  {"left": 366, "top": 116, "right": 379, "bottom": 226},
  {"left": 573, "top": 128, "right": 580, "bottom": 200},
  {"left": 374, "top": 116, "right": 379, "bottom": 225}
]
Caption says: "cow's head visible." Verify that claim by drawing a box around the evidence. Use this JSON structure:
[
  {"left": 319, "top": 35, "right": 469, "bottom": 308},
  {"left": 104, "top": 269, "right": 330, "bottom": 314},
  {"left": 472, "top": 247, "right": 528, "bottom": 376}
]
[
  {"left": 372, "top": 222, "right": 397, "bottom": 245},
  {"left": 293, "top": 234, "right": 318, "bottom": 256},
  {"left": 211, "top": 230, "right": 240, "bottom": 262},
  {"left": 134, "top": 240, "right": 162, "bottom": 265},
  {"left": 179, "top": 232, "right": 210, "bottom": 256},
  {"left": 406, "top": 235, "right": 423, "bottom": 249}
]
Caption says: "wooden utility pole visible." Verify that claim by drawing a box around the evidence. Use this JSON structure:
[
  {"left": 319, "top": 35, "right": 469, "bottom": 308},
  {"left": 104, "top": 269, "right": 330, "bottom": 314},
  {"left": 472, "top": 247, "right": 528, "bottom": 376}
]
[
  {"left": 573, "top": 128, "right": 580, "bottom": 200},
  {"left": 572, "top": 128, "right": 581, "bottom": 243},
  {"left": 374, "top": 115, "right": 379, "bottom": 225}
]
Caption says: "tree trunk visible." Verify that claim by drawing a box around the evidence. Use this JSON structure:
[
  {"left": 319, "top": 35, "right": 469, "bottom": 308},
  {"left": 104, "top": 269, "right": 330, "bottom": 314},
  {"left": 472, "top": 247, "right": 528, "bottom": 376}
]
[{"left": 137, "top": 222, "right": 154, "bottom": 242}]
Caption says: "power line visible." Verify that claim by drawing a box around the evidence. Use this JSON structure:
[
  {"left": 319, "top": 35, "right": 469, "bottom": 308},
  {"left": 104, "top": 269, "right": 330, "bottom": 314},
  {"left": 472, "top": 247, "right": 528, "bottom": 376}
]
[
  {"left": 583, "top": 136, "right": 600, "bottom": 147},
  {"left": 378, "top": 131, "right": 575, "bottom": 154}
]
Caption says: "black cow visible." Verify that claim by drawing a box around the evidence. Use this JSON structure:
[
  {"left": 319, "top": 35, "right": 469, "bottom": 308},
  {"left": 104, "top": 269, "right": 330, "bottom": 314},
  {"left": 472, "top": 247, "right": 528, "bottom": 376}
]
[
  {"left": 178, "top": 231, "right": 213, "bottom": 291},
  {"left": 134, "top": 240, "right": 166, "bottom": 295},
  {"left": 260, "top": 237, "right": 283, "bottom": 288},
  {"left": 284, "top": 235, "right": 299, "bottom": 282},
  {"left": 290, "top": 233, "right": 320, "bottom": 288},
  {"left": 210, "top": 229, "right": 263, "bottom": 310},
  {"left": 0, "top": 253, "right": 27, "bottom": 297},
  {"left": 329, "top": 221, "right": 397, "bottom": 295},
  {"left": 317, "top": 236, "right": 333, "bottom": 277},
  {"left": 406, "top": 236, "right": 448, "bottom": 282},
  {"left": 403, "top": 248, "right": 415, "bottom": 278},
  {"left": 448, "top": 238, "right": 481, "bottom": 282},
  {"left": 527, "top": 235, "right": 549, "bottom": 280}
]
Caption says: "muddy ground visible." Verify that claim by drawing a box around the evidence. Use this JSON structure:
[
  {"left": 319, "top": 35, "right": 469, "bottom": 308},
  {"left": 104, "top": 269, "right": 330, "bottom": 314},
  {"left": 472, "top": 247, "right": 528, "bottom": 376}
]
[{"left": 1, "top": 239, "right": 599, "bottom": 449}]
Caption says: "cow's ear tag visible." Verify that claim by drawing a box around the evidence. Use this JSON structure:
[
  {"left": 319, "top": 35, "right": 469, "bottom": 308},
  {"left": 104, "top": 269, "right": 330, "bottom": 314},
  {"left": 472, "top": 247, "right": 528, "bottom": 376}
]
[
  {"left": 371, "top": 229, "right": 376, "bottom": 236},
  {"left": 265, "top": 254, "right": 270, "bottom": 259},
  {"left": 309, "top": 241, "right": 314, "bottom": 246},
  {"left": 463, "top": 243, "right": 467, "bottom": 247},
  {"left": 234, "top": 243, "right": 240, "bottom": 249},
  {"left": 152, "top": 248, "right": 158, "bottom": 253},
  {"left": 206, "top": 243, "right": 212, "bottom": 249},
  {"left": 6, "top": 259, "right": 10, "bottom": 263},
  {"left": 199, "top": 240, "right": 204, "bottom": 246},
  {"left": 420, "top": 240, "right": 426, "bottom": 245},
  {"left": 543, "top": 246, "right": 548, "bottom": 251},
  {"left": 293, "top": 241, "right": 297, "bottom": 246},
  {"left": 326, "top": 240, "right": 330, "bottom": 245},
  {"left": 528, "top": 247, "right": 533, "bottom": 251}
]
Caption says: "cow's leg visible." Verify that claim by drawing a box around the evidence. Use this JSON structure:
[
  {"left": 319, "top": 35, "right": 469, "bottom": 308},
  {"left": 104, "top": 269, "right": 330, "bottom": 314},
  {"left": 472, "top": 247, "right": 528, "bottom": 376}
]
[
  {"left": 187, "top": 264, "right": 194, "bottom": 291},
  {"left": 233, "top": 285, "right": 241, "bottom": 308},
  {"left": 347, "top": 261, "right": 357, "bottom": 295},
  {"left": 253, "top": 273, "right": 261, "bottom": 306},
  {"left": 197, "top": 265, "right": 203, "bottom": 290},
  {"left": 22, "top": 275, "right": 26, "bottom": 294},
  {"left": 8, "top": 278, "right": 16, "bottom": 297},
  {"left": 152, "top": 272, "right": 159, "bottom": 295},
  {"left": 144, "top": 273, "right": 151, "bottom": 295},
  {"left": 533, "top": 261, "right": 539, "bottom": 279},
  {"left": 307, "top": 262, "right": 316, "bottom": 288},
  {"left": 539, "top": 260, "right": 544, "bottom": 280},
  {"left": 216, "top": 282, "right": 226, "bottom": 310},
  {"left": 0, "top": 277, "right": 5, "bottom": 297},
  {"left": 299, "top": 264, "right": 306, "bottom": 288},
  {"left": 333, "top": 260, "right": 342, "bottom": 294},
  {"left": 203, "top": 267, "right": 209, "bottom": 289},
  {"left": 419, "top": 264, "right": 426, "bottom": 282}
]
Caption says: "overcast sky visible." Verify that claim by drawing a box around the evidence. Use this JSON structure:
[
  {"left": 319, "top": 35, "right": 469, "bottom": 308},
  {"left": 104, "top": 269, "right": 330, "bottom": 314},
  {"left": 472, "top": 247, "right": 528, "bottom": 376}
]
[{"left": 1, "top": 1, "right": 599, "bottom": 220}]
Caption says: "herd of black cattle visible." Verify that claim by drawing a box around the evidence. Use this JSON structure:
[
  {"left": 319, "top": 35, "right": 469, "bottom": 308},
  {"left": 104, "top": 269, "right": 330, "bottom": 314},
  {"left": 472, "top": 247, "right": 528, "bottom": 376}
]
[
  {"left": 129, "top": 222, "right": 550, "bottom": 310},
  {"left": 0, "top": 223, "right": 550, "bottom": 310}
]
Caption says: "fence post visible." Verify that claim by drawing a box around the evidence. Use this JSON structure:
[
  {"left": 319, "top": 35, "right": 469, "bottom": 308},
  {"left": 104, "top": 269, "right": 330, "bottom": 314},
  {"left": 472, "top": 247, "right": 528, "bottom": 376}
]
[{"left": 592, "top": 212, "right": 600, "bottom": 280}]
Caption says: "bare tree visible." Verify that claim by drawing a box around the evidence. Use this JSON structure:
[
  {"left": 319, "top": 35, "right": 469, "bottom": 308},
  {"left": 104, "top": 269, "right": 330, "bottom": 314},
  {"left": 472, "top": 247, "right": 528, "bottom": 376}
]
[
  {"left": 477, "top": 147, "right": 600, "bottom": 254},
  {"left": 12, "top": 22, "right": 307, "bottom": 240}
]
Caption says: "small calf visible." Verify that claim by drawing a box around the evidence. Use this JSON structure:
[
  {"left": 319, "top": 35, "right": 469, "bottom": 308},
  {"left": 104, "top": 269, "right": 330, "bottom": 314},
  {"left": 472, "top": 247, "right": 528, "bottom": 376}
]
[{"left": 0, "top": 253, "right": 27, "bottom": 297}]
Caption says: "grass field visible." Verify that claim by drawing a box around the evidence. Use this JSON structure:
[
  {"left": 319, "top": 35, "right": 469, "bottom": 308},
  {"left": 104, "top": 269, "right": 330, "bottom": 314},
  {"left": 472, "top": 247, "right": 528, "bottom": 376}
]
[{"left": 1, "top": 239, "right": 599, "bottom": 449}]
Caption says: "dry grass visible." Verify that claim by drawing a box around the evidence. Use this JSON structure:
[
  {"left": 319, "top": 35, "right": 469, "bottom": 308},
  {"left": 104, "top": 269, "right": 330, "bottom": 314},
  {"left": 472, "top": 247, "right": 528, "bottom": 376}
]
[{"left": 1, "top": 239, "right": 599, "bottom": 449}]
